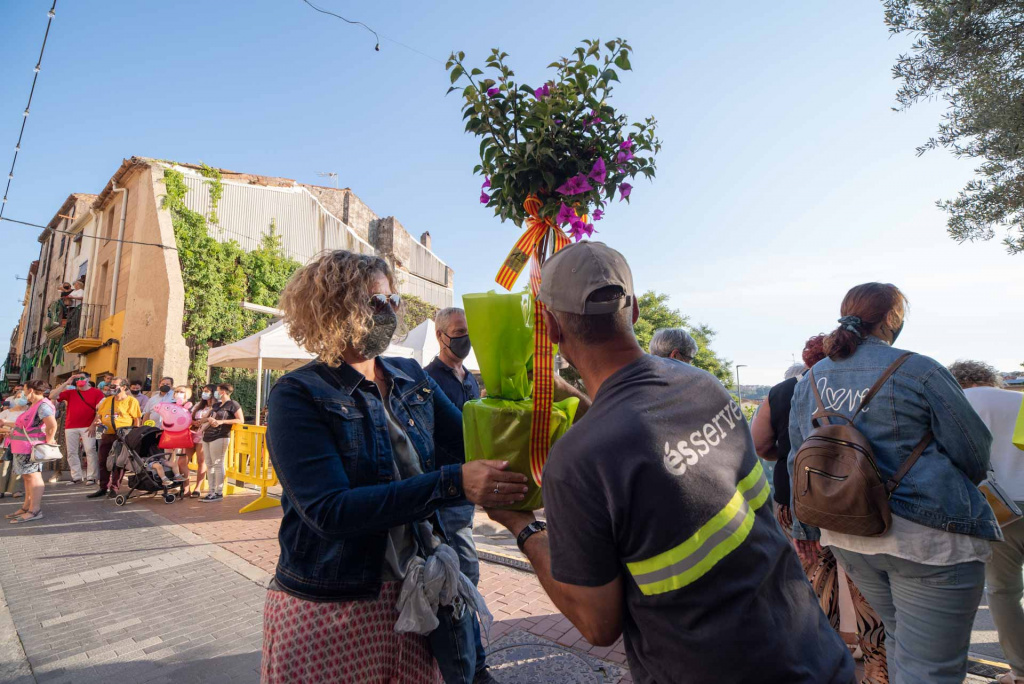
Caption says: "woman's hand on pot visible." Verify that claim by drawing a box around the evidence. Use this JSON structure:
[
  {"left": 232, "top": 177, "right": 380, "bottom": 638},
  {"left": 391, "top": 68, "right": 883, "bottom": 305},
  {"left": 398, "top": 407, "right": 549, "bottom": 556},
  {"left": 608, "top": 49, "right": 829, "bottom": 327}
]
[{"left": 462, "top": 460, "right": 529, "bottom": 507}]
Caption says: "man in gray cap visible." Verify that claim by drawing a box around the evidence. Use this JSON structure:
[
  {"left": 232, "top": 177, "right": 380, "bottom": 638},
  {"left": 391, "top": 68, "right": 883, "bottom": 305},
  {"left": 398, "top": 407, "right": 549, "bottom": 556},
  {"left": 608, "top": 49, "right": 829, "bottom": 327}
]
[{"left": 484, "top": 242, "right": 852, "bottom": 684}]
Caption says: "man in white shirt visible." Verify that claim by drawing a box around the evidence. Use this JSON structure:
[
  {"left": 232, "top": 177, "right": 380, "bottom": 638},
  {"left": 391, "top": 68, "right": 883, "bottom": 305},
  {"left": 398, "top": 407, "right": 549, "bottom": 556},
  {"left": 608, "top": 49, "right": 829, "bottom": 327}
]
[
  {"left": 949, "top": 360, "right": 1024, "bottom": 684},
  {"left": 144, "top": 376, "right": 178, "bottom": 422}
]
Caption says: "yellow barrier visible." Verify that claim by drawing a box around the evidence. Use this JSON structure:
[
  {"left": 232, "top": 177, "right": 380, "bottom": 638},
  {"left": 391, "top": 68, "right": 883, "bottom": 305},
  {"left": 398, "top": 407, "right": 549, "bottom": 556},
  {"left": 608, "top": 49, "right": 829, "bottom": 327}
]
[{"left": 223, "top": 424, "right": 282, "bottom": 514}]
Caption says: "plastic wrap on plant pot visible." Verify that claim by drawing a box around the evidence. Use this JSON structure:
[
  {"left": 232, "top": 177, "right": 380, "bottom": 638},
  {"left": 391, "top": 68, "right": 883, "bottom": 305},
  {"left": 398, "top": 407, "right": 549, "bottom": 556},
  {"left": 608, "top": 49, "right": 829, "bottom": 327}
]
[
  {"left": 463, "top": 291, "right": 535, "bottom": 401},
  {"left": 462, "top": 396, "right": 579, "bottom": 511}
]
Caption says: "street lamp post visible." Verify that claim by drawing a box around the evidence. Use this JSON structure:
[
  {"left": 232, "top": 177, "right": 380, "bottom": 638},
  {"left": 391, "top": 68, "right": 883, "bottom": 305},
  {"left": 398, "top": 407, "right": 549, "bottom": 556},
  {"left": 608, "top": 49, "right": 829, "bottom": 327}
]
[{"left": 735, "top": 364, "right": 747, "bottom": 410}]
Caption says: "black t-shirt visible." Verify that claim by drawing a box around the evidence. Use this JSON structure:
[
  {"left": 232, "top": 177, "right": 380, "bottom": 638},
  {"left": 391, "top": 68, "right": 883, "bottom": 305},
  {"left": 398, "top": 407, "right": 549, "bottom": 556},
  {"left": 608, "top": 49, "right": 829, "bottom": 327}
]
[
  {"left": 203, "top": 400, "right": 241, "bottom": 443},
  {"left": 543, "top": 355, "right": 853, "bottom": 684},
  {"left": 768, "top": 376, "right": 798, "bottom": 506}
]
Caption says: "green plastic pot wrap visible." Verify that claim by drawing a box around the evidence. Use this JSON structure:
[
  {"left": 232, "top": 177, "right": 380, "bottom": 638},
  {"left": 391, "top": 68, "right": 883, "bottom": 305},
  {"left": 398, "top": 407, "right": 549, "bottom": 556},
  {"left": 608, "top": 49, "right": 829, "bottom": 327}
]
[
  {"left": 462, "top": 396, "right": 580, "bottom": 511},
  {"left": 463, "top": 291, "right": 535, "bottom": 401}
]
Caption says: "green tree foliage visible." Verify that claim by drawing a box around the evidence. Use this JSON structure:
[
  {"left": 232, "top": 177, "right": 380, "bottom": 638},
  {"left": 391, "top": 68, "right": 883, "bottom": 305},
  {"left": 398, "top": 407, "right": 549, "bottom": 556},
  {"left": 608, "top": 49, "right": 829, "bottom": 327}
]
[
  {"left": 633, "top": 291, "right": 733, "bottom": 386},
  {"left": 884, "top": 1, "right": 1024, "bottom": 253},
  {"left": 402, "top": 295, "right": 439, "bottom": 334},
  {"left": 559, "top": 290, "right": 733, "bottom": 389},
  {"left": 162, "top": 169, "right": 302, "bottom": 385}
]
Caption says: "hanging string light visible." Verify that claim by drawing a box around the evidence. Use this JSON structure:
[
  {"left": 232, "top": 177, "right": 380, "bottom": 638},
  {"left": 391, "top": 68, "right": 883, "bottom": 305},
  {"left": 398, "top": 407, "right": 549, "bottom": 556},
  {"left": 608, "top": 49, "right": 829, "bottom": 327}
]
[{"left": 1, "top": 0, "right": 58, "bottom": 220}]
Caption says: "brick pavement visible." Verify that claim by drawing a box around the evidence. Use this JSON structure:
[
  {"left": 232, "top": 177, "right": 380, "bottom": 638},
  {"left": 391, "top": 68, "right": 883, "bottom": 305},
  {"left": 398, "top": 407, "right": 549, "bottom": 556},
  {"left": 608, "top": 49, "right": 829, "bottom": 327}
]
[
  {"left": 136, "top": 491, "right": 634, "bottom": 680},
  {"left": 0, "top": 486, "right": 266, "bottom": 684}
]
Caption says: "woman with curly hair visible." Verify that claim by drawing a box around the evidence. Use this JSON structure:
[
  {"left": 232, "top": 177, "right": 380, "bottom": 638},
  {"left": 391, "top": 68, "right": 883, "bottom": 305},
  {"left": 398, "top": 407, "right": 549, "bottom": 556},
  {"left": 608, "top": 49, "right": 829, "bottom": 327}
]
[
  {"left": 261, "top": 250, "right": 527, "bottom": 684},
  {"left": 753, "top": 334, "right": 888, "bottom": 683},
  {"left": 787, "top": 283, "right": 996, "bottom": 684}
]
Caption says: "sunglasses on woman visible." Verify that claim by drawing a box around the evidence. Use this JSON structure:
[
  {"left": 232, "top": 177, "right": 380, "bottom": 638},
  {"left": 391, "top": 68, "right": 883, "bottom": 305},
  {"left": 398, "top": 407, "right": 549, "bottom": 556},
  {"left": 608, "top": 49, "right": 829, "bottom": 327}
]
[{"left": 369, "top": 293, "right": 402, "bottom": 313}]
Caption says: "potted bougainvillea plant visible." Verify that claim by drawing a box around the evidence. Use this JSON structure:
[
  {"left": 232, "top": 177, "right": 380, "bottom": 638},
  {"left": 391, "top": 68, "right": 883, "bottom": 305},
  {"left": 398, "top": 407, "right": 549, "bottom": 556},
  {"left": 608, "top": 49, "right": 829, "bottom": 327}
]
[
  {"left": 447, "top": 40, "right": 662, "bottom": 510},
  {"left": 446, "top": 38, "right": 661, "bottom": 241}
]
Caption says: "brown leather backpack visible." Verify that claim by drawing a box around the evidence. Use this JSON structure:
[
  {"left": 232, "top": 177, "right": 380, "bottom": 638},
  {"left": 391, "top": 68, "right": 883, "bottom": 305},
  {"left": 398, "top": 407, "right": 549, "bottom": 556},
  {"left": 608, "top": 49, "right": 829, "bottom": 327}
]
[{"left": 792, "top": 352, "right": 932, "bottom": 537}]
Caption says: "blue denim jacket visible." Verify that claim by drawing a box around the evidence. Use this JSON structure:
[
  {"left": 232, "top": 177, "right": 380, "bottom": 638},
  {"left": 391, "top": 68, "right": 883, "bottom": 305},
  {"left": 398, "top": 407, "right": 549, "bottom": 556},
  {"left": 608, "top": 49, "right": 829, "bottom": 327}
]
[
  {"left": 787, "top": 337, "right": 998, "bottom": 541},
  {"left": 266, "top": 356, "right": 466, "bottom": 601}
]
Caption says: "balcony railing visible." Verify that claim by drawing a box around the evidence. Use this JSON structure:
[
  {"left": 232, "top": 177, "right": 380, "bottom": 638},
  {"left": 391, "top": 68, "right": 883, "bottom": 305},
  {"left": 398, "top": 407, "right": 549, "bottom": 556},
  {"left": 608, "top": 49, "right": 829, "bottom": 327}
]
[{"left": 62, "top": 303, "right": 106, "bottom": 353}]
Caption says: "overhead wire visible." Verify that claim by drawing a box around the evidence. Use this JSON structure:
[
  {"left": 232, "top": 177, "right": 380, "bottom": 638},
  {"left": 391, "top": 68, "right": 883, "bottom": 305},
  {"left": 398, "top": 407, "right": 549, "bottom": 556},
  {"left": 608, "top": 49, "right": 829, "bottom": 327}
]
[
  {"left": 0, "top": 216, "right": 177, "bottom": 251},
  {"left": 1, "top": 0, "right": 58, "bottom": 221},
  {"left": 298, "top": 0, "right": 445, "bottom": 65}
]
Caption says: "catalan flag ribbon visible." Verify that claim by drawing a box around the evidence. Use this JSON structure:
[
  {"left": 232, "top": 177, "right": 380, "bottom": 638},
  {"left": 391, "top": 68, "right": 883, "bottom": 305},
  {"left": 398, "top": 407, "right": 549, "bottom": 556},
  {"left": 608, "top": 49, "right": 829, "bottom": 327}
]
[{"left": 494, "top": 196, "right": 570, "bottom": 485}]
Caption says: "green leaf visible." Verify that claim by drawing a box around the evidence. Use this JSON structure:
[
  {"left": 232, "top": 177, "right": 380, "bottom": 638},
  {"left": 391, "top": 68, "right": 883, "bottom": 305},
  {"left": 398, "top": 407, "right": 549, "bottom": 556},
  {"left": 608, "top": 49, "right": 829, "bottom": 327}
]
[
  {"left": 450, "top": 66, "right": 464, "bottom": 84},
  {"left": 446, "top": 86, "right": 457, "bottom": 96},
  {"left": 601, "top": 69, "right": 619, "bottom": 82},
  {"left": 614, "top": 53, "right": 632, "bottom": 70},
  {"left": 583, "top": 64, "right": 599, "bottom": 77},
  {"left": 470, "top": 68, "right": 483, "bottom": 76}
]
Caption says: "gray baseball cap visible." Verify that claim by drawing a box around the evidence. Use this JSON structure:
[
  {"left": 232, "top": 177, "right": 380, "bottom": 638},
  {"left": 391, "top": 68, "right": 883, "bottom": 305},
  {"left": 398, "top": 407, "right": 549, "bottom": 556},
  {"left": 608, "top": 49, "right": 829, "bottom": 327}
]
[{"left": 538, "top": 241, "right": 634, "bottom": 315}]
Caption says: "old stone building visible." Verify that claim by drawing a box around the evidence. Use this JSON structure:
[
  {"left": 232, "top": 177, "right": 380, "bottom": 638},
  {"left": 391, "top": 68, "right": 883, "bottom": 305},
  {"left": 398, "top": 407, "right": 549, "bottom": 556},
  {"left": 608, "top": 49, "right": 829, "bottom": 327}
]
[{"left": 7, "top": 156, "right": 453, "bottom": 389}]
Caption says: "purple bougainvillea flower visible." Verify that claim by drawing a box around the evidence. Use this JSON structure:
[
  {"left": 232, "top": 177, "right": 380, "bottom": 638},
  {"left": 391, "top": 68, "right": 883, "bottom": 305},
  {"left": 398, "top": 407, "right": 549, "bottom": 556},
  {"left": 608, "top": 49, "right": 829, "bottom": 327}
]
[
  {"left": 619, "top": 183, "right": 632, "bottom": 201},
  {"left": 588, "top": 158, "right": 607, "bottom": 184},
  {"left": 533, "top": 83, "right": 550, "bottom": 99},
  {"left": 555, "top": 174, "right": 594, "bottom": 196},
  {"left": 619, "top": 138, "right": 634, "bottom": 150},
  {"left": 487, "top": 87, "right": 500, "bottom": 97},
  {"left": 556, "top": 203, "right": 577, "bottom": 226},
  {"left": 479, "top": 191, "right": 489, "bottom": 204},
  {"left": 593, "top": 209, "right": 604, "bottom": 221},
  {"left": 569, "top": 218, "right": 594, "bottom": 242},
  {"left": 616, "top": 149, "right": 635, "bottom": 164},
  {"left": 585, "top": 110, "right": 603, "bottom": 127},
  {"left": 482, "top": 177, "right": 491, "bottom": 189}
]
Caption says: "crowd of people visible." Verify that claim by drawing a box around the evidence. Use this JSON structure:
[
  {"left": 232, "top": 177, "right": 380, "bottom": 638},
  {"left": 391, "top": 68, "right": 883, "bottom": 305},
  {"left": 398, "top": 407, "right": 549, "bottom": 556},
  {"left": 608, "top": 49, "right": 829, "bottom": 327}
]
[
  {"left": 0, "top": 373, "right": 247, "bottom": 512},
  {"left": 258, "top": 246, "right": 1021, "bottom": 684}
]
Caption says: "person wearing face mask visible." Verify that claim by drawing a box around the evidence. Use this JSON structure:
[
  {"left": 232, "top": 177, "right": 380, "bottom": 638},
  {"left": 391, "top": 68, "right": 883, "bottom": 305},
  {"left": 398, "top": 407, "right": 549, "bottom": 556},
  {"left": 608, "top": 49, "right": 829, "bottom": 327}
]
[
  {"left": 50, "top": 373, "right": 105, "bottom": 485},
  {"left": 143, "top": 376, "right": 177, "bottom": 423},
  {"left": 87, "top": 377, "right": 142, "bottom": 499},
  {"left": 788, "top": 282, "right": 996, "bottom": 684},
  {"left": 262, "top": 250, "right": 526, "bottom": 684},
  {"left": 200, "top": 383, "right": 243, "bottom": 503},
  {"left": 425, "top": 307, "right": 494, "bottom": 683},
  {"left": 0, "top": 391, "right": 30, "bottom": 498},
  {"left": 128, "top": 381, "right": 144, "bottom": 399},
  {"left": 5, "top": 380, "right": 58, "bottom": 523},
  {"left": 184, "top": 384, "right": 217, "bottom": 498}
]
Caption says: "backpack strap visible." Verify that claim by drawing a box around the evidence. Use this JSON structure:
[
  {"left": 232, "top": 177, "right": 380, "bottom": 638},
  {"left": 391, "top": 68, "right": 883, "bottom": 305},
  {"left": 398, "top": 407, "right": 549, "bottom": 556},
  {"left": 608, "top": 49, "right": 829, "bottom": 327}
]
[
  {"left": 885, "top": 432, "right": 933, "bottom": 496},
  {"left": 808, "top": 367, "right": 855, "bottom": 428},
  {"left": 851, "top": 352, "right": 914, "bottom": 421}
]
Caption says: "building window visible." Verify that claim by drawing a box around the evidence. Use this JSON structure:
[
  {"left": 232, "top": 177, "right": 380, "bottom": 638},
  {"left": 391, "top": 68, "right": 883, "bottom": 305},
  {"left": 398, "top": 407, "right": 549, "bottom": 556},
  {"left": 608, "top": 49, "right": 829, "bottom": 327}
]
[{"left": 59, "top": 235, "right": 66, "bottom": 256}]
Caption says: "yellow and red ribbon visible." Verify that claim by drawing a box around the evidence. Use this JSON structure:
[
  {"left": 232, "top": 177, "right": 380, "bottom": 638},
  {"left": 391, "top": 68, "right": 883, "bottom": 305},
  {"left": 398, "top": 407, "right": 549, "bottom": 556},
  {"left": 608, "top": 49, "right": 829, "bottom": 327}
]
[{"left": 494, "top": 196, "right": 570, "bottom": 485}]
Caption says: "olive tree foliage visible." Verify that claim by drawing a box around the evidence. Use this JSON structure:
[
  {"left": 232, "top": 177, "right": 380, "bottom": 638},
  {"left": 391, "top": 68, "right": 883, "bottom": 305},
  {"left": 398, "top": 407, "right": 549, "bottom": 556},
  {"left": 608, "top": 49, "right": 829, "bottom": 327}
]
[{"left": 884, "top": 0, "right": 1024, "bottom": 253}]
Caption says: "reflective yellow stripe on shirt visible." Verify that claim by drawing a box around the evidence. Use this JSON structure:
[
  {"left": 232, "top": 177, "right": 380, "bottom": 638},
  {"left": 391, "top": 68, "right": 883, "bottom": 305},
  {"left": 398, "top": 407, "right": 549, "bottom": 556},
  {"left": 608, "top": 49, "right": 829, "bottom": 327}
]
[{"left": 627, "top": 461, "right": 771, "bottom": 596}]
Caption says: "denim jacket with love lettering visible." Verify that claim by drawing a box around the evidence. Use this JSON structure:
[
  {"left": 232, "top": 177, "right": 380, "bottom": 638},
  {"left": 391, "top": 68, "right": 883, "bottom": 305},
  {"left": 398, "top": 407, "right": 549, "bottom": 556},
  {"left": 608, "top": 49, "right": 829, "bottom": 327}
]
[
  {"left": 266, "top": 356, "right": 466, "bottom": 601},
  {"left": 787, "top": 337, "right": 998, "bottom": 542}
]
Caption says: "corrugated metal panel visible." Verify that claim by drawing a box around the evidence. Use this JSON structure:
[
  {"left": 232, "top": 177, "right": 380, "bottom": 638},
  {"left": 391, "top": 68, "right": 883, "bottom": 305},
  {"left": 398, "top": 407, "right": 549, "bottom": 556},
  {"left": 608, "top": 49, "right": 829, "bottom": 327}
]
[
  {"left": 409, "top": 240, "right": 447, "bottom": 286},
  {"left": 397, "top": 271, "right": 453, "bottom": 309},
  {"left": 179, "top": 174, "right": 373, "bottom": 263}
]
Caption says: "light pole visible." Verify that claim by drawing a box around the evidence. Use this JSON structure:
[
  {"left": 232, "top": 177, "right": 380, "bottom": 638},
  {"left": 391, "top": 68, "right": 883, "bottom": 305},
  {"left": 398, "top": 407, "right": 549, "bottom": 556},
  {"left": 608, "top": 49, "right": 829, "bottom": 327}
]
[{"left": 735, "top": 364, "right": 747, "bottom": 410}]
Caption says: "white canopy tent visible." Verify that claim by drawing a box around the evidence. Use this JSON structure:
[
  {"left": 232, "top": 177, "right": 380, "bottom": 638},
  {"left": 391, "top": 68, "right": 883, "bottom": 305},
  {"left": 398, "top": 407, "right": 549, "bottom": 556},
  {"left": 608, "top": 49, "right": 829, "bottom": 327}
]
[{"left": 206, "top": 319, "right": 478, "bottom": 424}]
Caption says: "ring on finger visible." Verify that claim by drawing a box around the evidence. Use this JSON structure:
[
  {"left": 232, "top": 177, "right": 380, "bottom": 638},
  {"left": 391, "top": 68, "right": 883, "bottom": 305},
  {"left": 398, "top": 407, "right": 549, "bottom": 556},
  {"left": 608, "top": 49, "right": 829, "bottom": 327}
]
[{"left": 493, "top": 486, "right": 500, "bottom": 494}]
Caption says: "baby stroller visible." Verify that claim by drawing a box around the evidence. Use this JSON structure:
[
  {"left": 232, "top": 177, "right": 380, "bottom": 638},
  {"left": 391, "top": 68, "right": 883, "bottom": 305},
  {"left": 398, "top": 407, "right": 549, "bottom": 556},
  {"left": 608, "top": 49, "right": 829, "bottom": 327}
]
[{"left": 109, "top": 425, "right": 187, "bottom": 505}]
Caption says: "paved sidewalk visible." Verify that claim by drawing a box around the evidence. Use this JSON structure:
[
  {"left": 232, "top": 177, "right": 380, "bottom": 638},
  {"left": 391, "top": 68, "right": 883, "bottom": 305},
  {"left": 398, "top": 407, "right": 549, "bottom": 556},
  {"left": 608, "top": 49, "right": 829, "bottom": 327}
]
[
  {"left": 0, "top": 486, "right": 267, "bottom": 684},
  {"left": 0, "top": 481, "right": 1009, "bottom": 683}
]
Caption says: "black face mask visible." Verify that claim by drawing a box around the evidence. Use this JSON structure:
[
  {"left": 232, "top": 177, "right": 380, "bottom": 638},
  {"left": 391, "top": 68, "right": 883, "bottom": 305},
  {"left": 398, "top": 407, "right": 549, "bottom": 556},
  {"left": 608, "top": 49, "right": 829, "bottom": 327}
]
[
  {"left": 889, "top": 320, "right": 904, "bottom": 345},
  {"left": 443, "top": 333, "right": 472, "bottom": 360},
  {"left": 357, "top": 311, "right": 398, "bottom": 360},
  {"left": 130, "top": 389, "right": 141, "bottom": 396},
  {"left": 159, "top": 385, "right": 171, "bottom": 394}
]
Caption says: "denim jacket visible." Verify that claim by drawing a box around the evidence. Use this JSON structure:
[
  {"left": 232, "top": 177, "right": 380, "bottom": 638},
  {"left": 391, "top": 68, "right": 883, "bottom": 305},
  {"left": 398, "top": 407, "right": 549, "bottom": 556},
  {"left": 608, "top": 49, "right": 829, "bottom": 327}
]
[
  {"left": 266, "top": 356, "right": 466, "bottom": 601},
  {"left": 787, "top": 337, "right": 998, "bottom": 542}
]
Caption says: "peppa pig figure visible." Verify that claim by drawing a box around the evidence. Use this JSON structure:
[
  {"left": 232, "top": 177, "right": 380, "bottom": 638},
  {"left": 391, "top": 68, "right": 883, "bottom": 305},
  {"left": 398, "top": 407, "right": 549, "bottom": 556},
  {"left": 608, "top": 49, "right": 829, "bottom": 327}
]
[{"left": 153, "top": 401, "right": 195, "bottom": 450}]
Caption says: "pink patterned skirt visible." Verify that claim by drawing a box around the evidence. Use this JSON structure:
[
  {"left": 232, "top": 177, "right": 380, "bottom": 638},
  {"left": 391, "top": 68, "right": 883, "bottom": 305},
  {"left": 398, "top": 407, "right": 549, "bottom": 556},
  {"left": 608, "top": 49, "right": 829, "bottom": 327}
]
[{"left": 261, "top": 581, "right": 443, "bottom": 684}]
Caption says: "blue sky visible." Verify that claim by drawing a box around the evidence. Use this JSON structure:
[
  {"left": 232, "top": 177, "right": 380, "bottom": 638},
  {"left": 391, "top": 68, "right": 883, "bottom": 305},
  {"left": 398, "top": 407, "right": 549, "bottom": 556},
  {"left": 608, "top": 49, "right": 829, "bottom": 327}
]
[{"left": 1, "top": 0, "right": 1020, "bottom": 385}]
